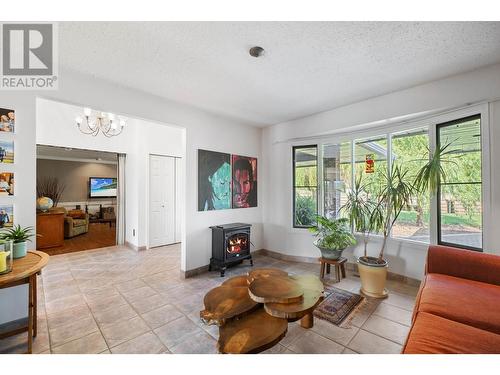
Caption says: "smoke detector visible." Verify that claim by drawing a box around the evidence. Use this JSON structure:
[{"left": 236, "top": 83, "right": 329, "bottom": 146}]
[{"left": 249, "top": 46, "right": 265, "bottom": 58}]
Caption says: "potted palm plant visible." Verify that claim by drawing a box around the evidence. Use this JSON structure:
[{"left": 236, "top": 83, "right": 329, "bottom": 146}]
[
  {"left": 355, "top": 165, "right": 413, "bottom": 298},
  {"left": 0, "top": 225, "right": 36, "bottom": 259},
  {"left": 340, "top": 144, "right": 451, "bottom": 298},
  {"left": 309, "top": 216, "right": 356, "bottom": 260}
]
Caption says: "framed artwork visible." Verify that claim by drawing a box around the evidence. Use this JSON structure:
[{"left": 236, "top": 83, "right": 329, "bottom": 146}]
[
  {"left": 198, "top": 149, "right": 231, "bottom": 211},
  {"left": 232, "top": 155, "right": 257, "bottom": 208},
  {"left": 0, "top": 204, "right": 13, "bottom": 228},
  {"left": 0, "top": 108, "right": 14, "bottom": 133},
  {"left": 0, "top": 172, "right": 14, "bottom": 196},
  {"left": 0, "top": 140, "right": 13, "bottom": 164}
]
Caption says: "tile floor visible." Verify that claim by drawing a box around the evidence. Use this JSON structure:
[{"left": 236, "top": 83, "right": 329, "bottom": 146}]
[{"left": 0, "top": 244, "right": 419, "bottom": 354}]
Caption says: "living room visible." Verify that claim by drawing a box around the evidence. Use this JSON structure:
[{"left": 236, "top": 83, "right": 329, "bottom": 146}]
[
  {"left": 1, "top": 2, "right": 500, "bottom": 373},
  {"left": 36, "top": 145, "right": 119, "bottom": 254}
]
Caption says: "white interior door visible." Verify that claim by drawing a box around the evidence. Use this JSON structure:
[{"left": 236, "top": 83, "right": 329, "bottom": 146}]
[
  {"left": 174, "top": 157, "right": 182, "bottom": 243},
  {"left": 149, "top": 155, "right": 175, "bottom": 247}
]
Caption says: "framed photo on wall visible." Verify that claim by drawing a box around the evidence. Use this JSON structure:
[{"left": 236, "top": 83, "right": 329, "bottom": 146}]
[
  {"left": 0, "top": 204, "right": 14, "bottom": 228},
  {"left": 0, "top": 108, "right": 14, "bottom": 133},
  {"left": 0, "top": 140, "right": 14, "bottom": 164},
  {"left": 0, "top": 172, "right": 14, "bottom": 196}
]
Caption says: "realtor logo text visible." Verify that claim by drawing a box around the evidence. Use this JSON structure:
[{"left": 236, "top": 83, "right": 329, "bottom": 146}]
[{"left": 1, "top": 23, "right": 58, "bottom": 90}]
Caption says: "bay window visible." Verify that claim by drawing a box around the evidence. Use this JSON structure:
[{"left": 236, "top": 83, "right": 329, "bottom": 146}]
[
  {"left": 293, "top": 145, "right": 318, "bottom": 228},
  {"left": 391, "top": 128, "right": 430, "bottom": 243},
  {"left": 437, "top": 115, "right": 482, "bottom": 250},
  {"left": 322, "top": 142, "right": 351, "bottom": 219},
  {"left": 292, "top": 111, "right": 484, "bottom": 251}
]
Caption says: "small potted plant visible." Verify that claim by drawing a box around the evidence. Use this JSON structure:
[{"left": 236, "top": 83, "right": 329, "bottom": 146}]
[
  {"left": 309, "top": 216, "right": 356, "bottom": 260},
  {"left": 0, "top": 225, "right": 36, "bottom": 259}
]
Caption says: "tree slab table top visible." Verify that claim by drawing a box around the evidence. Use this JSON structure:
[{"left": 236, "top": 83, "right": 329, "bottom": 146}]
[
  {"left": 218, "top": 307, "right": 288, "bottom": 354},
  {"left": 200, "top": 286, "right": 259, "bottom": 326},
  {"left": 264, "top": 274, "right": 324, "bottom": 320},
  {"left": 200, "top": 268, "right": 324, "bottom": 354}
]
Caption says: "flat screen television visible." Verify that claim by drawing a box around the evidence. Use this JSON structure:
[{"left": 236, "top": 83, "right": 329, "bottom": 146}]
[{"left": 89, "top": 177, "right": 117, "bottom": 198}]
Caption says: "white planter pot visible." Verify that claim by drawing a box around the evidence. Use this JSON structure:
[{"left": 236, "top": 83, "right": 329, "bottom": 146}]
[{"left": 357, "top": 256, "right": 388, "bottom": 299}]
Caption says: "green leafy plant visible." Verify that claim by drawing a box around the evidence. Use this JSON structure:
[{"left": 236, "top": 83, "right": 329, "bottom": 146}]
[
  {"left": 413, "top": 142, "right": 456, "bottom": 195},
  {"left": 295, "top": 194, "right": 316, "bottom": 226},
  {"left": 308, "top": 216, "right": 356, "bottom": 250},
  {"left": 340, "top": 175, "right": 383, "bottom": 257},
  {"left": 0, "top": 225, "right": 36, "bottom": 243},
  {"left": 375, "top": 164, "right": 415, "bottom": 261}
]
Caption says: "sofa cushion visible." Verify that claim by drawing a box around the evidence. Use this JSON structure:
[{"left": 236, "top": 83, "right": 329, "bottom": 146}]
[
  {"left": 72, "top": 219, "right": 87, "bottom": 227},
  {"left": 403, "top": 312, "right": 500, "bottom": 354},
  {"left": 418, "top": 273, "right": 500, "bottom": 334}
]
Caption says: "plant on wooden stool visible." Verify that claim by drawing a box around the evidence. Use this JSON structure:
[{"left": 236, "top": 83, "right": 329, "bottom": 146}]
[
  {"left": 309, "top": 216, "right": 356, "bottom": 260},
  {"left": 0, "top": 225, "right": 37, "bottom": 259}
]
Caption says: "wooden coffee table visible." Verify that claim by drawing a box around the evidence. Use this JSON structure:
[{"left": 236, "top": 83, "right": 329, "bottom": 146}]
[{"left": 200, "top": 268, "right": 324, "bottom": 354}]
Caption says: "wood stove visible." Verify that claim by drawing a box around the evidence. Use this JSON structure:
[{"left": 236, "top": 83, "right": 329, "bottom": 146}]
[{"left": 209, "top": 223, "right": 253, "bottom": 277}]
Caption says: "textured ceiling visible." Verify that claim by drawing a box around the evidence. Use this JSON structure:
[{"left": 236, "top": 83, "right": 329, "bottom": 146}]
[{"left": 59, "top": 22, "right": 500, "bottom": 126}]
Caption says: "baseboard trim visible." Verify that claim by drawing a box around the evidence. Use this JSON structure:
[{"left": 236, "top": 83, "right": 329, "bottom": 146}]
[
  {"left": 257, "top": 249, "right": 319, "bottom": 264},
  {"left": 181, "top": 265, "right": 210, "bottom": 279},
  {"left": 259, "top": 248, "right": 421, "bottom": 286},
  {"left": 181, "top": 248, "right": 421, "bottom": 286},
  {"left": 125, "top": 241, "right": 147, "bottom": 252},
  {"left": 0, "top": 317, "right": 28, "bottom": 337}
]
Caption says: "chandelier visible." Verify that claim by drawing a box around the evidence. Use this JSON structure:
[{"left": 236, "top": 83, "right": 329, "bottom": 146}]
[{"left": 75, "top": 108, "right": 126, "bottom": 137}]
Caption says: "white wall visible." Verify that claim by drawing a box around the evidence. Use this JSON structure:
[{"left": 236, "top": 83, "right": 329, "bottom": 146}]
[
  {"left": 0, "top": 69, "right": 263, "bottom": 325},
  {"left": 489, "top": 100, "right": 500, "bottom": 252},
  {"left": 0, "top": 94, "right": 35, "bottom": 324},
  {"left": 262, "top": 63, "right": 500, "bottom": 281}
]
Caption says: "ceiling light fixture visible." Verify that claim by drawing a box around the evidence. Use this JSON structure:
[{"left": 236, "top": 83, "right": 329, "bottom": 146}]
[
  {"left": 75, "top": 107, "right": 126, "bottom": 137},
  {"left": 249, "top": 46, "right": 265, "bottom": 58}
]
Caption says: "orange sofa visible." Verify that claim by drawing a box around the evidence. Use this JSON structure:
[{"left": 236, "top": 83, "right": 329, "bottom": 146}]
[{"left": 403, "top": 245, "right": 500, "bottom": 354}]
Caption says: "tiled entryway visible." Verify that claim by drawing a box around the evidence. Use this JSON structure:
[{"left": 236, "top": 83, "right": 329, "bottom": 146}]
[{"left": 0, "top": 244, "right": 418, "bottom": 354}]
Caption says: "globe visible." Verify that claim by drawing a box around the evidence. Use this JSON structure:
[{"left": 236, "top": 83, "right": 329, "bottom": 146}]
[{"left": 37, "top": 197, "right": 54, "bottom": 212}]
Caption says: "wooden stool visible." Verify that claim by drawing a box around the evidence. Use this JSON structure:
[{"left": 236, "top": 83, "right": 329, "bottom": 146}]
[{"left": 319, "top": 257, "right": 346, "bottom": 283}]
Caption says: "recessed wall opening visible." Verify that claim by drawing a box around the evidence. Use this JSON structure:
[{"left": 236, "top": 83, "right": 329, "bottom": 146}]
[
  {"left": 36, "top": 145, "right": 120, "bottom": 255},
  {"left": 35, "top": 97, "right": 186, "bottom": 271}
]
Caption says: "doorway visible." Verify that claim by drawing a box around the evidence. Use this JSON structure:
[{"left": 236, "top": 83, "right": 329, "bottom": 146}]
[
  {"left": 149, "top": 154, "right": 180, "bottom": 248},
  {"left": 36, "top": 145, "right": 121, "bottom": 255}
]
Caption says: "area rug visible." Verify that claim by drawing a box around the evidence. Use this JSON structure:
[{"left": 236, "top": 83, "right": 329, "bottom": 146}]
[{"left": 314, "top": 286, "right": 364, "bottom": 326}]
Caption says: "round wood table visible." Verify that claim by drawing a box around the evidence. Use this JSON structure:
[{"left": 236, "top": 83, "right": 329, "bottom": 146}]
[
  {"left": 200, "top": 268, "right": 324, "bottom": 354},
  {"left": 0, "top": 250, "right": 49, "bottom": 354}
]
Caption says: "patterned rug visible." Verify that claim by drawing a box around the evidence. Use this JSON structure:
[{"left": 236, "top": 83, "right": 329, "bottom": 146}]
[{"left": 314, "top": 286, "right": 364, "bottom": 326}]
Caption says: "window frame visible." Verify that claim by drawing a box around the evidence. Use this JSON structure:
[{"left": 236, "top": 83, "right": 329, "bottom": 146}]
[
  {"left": 292, "top": 144, "right": 319, "bottom": 228},
  {"left": 436, "top": 114, "right": 483, "bottom": 252},
  {"left": 289, "top": 104, "right": 490, "bottom": 252}
]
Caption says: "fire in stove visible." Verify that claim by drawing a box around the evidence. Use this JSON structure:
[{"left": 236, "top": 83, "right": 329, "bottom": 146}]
[{"left": 227, "top": 235, "right": 248, "bottom": 254}]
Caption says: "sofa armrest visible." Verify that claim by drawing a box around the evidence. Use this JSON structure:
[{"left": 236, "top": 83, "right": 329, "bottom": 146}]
[{"left": 426, "top": 245, "right": 500, "bottom": 286}]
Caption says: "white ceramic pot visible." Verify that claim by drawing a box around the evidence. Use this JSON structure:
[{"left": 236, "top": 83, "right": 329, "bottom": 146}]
[{"left": 357, "top": 256, "right": 388, "bottom": 299}]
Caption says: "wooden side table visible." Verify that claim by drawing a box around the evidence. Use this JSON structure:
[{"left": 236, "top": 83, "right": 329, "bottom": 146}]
[
  {"left": 319, "top": 257, "right": 347, "bottom": 282},
  {"left": 0, "top": 251, "right": 49, "bottom": 354}
]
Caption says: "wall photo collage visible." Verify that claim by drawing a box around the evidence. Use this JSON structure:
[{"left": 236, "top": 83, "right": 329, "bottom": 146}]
[
  {"left": 0, "top": 107, "right": 15, "bottom": 228},
  {"left": 198, "top": 149, "right": 257, "bottom": 211}
]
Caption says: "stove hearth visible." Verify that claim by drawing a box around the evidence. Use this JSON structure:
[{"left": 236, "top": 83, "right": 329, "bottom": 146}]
[{"left": 209, "top": 223, "right": 253, "bottom": 277}]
